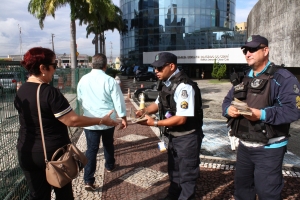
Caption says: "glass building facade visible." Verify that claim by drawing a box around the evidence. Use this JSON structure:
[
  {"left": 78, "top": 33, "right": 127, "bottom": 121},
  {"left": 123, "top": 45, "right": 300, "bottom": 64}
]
[{"left": 120, "top": 0, "right": 239, "bottom": 66}]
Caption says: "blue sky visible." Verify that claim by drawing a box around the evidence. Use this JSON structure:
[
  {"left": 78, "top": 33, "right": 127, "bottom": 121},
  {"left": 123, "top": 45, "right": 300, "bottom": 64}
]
[{"left": 0, "top": 0, "right": 258, "bottom": 58}]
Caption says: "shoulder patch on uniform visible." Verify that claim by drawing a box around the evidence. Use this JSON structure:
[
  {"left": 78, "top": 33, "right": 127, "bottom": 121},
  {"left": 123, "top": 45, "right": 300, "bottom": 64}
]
[
  {"left": 180, "top": 101, "right": 188, "bottom": 109},
  {"left": 293, "top": 84, "right": 299, "bottom": 93},
  {"left": 296, "top": 96, "right": 300, "bottom": 109},
  {"left": 181, "top": 90, "right": 188, "bottom": 99}
]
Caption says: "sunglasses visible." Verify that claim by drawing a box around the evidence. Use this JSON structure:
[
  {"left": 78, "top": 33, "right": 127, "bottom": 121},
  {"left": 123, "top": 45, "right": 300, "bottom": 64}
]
[
  {"left": 242, "top": 46, "right": 265, "bottom": 55},
  {"left": 154, "top": 63, "right": 170, "bottom": 72},
  {"left": 46, "top": 62, "right": 58, "bottom": 69}
]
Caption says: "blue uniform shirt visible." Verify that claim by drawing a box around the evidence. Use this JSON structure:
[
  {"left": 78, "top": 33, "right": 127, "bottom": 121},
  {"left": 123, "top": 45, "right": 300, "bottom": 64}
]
[
  {"left": 77, "top": 69, "right": 126, "bottom": 130},
  {"left": 222, "top": 61, "right": 300, "bottom": 148}
]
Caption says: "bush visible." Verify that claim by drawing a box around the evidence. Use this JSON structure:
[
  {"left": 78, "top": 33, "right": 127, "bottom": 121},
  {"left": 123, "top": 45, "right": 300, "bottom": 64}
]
[
  {"left": 217, "top": 64, "right": 227, "bottom": 80},
  {"left": 211, "top": 60, "right": 219, "bottom": 79},
  {"left": 211, "top": 59, "right": 227, "bottom": 80}
]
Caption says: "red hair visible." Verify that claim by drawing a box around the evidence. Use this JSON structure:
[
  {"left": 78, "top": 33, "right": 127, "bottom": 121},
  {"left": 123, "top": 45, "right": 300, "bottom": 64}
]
[{"left": 21, "top": 47, "right": 55, "bottom": 75}]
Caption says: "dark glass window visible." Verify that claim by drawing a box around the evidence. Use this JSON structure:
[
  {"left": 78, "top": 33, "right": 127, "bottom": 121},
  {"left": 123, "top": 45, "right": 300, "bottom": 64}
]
[{"left": 120, "top": 0, "right": 238, "bottom": 65}]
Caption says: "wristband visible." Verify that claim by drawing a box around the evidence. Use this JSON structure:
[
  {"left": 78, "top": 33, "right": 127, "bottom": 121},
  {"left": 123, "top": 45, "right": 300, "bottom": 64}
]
[
  {"left": 154, "top": 120, "right": 158, "bottom": 127},
  {"left": 99, "top": 119, "right": 103, "bottom": 125}
]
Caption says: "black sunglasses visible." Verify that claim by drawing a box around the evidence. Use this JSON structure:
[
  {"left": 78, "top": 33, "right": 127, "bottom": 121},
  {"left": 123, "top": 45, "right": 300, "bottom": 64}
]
[
  {"left": 46, "top": 62, "right": 57, "bottom": 69},
  {"left": 242, "top": 46, "right": 265, "bottom": 55},
  {"left": 154, "top": 63, "right": 170, "bottom": 72}
]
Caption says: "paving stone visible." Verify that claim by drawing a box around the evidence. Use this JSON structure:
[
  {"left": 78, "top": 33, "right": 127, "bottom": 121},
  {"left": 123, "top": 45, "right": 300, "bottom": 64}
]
[
  {"left": 119, "top": 167, "right": 168, "bottom": 189},
  {"left": 118, "top": 134, "right": 149, "bottom": 142},
  {"left": 58, "top": 78, "right": 300, "bottom": 200}
]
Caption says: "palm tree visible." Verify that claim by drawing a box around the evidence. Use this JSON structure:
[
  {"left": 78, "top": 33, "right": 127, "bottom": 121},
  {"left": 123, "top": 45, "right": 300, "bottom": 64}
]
[
  {"left": 79, "top": 4, "right": 125, "bottom": 55},
  {"left": 28, "top": 0, "right": 115, "bottom": 68},
  {"left": 28, "top": 0, "right": 74, "bottom": 68},
  {"left": 98, "top": 6, "right": 124, "bottom": 54}
]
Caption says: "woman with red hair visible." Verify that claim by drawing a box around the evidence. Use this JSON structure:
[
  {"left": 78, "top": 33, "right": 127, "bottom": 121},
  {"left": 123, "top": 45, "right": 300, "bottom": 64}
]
[{"left": 15, "top": 47, "right": 119, "bottom": 200}]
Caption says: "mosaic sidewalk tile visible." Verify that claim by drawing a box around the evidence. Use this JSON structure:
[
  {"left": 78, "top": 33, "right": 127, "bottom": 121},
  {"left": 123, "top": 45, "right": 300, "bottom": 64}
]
[
  {"left": 118, "top": 134, "right": 149, "bottom": 142},
  {"left": 120, "top": 167, "right": 168, "bottom": 189}
]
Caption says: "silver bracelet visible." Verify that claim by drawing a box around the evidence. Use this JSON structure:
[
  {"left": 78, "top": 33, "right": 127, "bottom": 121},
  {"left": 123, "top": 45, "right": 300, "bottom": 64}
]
[{"left": 154, "top": 119, "right": 158, "bottom": 127}]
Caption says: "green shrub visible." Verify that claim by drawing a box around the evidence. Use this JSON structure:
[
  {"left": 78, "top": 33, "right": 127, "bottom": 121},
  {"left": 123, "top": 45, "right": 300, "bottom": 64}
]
[
  {"left": 211, "top": 59, "right": 227, "bottom": 80},
  {"left": 211, "top": 60, "right": 219, "bottom": 79}
]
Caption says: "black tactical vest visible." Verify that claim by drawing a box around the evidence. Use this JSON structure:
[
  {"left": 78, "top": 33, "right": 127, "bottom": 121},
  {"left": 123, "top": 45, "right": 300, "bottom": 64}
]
[
  {"left": 230, "top": 65, "right": 290, "bottom": 143},
  {"left": 158, "top": 71, "right": 203, "bottom": 136}
]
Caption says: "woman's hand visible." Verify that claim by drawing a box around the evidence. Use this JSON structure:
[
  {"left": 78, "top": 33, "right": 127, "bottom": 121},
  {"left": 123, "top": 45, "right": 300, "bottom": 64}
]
[
  {"left": 101, "top": 110, "right": 119, "bottom": 126},
  {"left": 59, "top": 110, "right": 118, "bottom": 127}
]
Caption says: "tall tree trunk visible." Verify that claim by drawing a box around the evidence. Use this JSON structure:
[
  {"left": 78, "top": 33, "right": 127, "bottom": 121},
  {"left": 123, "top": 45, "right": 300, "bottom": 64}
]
[
  {"left": 99, "top": 33, "right": 103, "bottom": 54},
  {"left": 94, "top": 34, "right": 99, "bottom": 55},
  {"left": 102, "top": 32, "right": 106, "bottom": 55},
  {"left": 70, "top": 19, "right": 77, "bottom": 68},
  {"left": 69, "top": 2, "right": 77, "bottom": 94}
]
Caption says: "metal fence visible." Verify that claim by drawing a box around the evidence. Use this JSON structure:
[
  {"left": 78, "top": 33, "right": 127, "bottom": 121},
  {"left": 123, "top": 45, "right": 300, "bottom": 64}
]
[{"left": 0, "top": 61, "right": 91, "bottom": 199}]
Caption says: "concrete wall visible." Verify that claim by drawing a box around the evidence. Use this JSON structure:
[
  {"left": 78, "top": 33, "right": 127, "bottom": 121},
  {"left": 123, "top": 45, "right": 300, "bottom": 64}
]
[{"left": 247, "top": 0, "right": 300, "bottom": 68}]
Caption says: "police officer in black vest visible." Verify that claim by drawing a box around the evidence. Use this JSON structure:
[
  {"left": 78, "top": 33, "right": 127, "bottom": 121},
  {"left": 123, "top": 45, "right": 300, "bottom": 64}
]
[
  {"left": 136, "top": 52, "right": 203, "bottom": 200},
  {"left": 222, "top": 35, "right": 300, "bottom": 200}
]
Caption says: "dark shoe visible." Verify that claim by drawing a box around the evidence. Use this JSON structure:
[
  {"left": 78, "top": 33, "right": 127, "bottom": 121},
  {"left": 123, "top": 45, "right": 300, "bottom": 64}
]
[
  {"left": 84, "top": 183, "right": 98, "bottom": 191},
  {"left": 106, "top": 164, "right": 116, "bottom": 172}
]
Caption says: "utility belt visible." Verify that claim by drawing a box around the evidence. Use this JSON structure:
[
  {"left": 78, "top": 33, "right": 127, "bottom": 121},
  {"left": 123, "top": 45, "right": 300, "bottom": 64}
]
[
  {"left": 159, "top": 109, "right": 195, "bottom": 137},
  {"left": 161, "top": 126, "right": 195, "bottom": 137}
]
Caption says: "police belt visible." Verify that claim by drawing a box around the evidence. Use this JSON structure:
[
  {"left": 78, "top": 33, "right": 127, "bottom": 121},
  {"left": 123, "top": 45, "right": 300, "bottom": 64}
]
[{"left": 163, "top": 127, "right": 196, "bottom": 137}]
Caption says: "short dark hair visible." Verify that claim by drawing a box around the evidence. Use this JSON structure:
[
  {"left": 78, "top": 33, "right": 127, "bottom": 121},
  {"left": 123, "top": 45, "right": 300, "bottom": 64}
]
[
  {"left": 92, "top": 53, "right": 107, "bottom": 69},
  {"left": 21, "top": 47, "right": 55, "bottom": 75}
]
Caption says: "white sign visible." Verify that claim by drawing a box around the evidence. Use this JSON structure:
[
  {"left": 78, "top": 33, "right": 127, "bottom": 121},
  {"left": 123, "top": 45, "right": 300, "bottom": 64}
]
[{"left": 143, "top": 48, "right": 246, "bottom": 64}]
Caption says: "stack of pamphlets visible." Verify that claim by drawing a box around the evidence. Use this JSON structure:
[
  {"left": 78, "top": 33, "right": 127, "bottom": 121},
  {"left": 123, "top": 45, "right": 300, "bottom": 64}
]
[{"left": 231, "top": 98, "right": 252, "bottom": 116}]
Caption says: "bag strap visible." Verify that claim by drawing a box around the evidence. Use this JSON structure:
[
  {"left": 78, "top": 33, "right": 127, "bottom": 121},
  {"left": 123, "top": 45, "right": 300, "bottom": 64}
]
[{"left": 36, "top": 84, "right": 48, "bottom": 163}]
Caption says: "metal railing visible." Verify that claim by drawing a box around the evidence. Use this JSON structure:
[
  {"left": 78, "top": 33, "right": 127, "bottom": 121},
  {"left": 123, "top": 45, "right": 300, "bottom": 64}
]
[{"left": 0, "top": 61, "right": 91, "bottom": 199}]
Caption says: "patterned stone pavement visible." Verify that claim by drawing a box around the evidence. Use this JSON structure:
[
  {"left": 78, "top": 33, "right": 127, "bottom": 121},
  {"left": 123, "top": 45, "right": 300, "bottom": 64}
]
[
  {"left": 67, "top": 77, "right": 300, "bottom": 200},
  {"left": 68, "top": 96, "right": 300, "bottom": 200}
]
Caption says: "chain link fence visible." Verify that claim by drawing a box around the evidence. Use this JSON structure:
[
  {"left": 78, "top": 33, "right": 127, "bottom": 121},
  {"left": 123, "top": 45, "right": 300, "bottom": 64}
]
[{"left": 0, "top": 61, "right": 90, "bottom": 199}]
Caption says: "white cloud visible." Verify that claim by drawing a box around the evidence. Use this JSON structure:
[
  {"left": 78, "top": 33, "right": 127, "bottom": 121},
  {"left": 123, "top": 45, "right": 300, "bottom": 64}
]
[
  {"left": 0, "top": 0, "right": 255, "bottom": 58},
  {"left": 0, "top": 0, "right": 120, "bottom": 58}
]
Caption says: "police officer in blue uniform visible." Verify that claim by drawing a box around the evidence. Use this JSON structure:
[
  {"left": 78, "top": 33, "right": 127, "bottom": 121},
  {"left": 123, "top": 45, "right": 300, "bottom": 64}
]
[
  {"left": 136, "top": 52, "right": 203, "bottom": 200},
  {"left": 222, "top": 35, "right": 300, "bottom": 200}
]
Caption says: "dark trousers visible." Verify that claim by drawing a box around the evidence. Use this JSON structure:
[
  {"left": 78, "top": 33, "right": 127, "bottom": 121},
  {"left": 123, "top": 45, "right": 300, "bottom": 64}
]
[
  {"left": 18, "top": 151, "right": 74, "bottom": 200},
  {"left": 234, "top": 142, "right": 286, "bottom": 200},
  {"left": 167, "top": 131, "right": 202, "bottom": 200},
  {"left": 84, "top": 128, "right": 115, "bottom": 184}
]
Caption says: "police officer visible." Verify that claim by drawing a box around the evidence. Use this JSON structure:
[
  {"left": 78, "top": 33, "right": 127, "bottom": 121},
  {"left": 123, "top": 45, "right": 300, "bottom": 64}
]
[
  {"left": 222, "top": 35, "right": 300, "bottom": 200},
  {"left": 136, "top": 52, "right": 203, "bottom": 200}
]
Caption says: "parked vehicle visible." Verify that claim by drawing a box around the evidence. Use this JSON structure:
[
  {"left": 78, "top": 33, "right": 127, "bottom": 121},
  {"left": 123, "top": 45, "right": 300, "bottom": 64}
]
[
  {"left": 135, "top": 72, "right": 157, "bottom": 82},
  {"left": 0, "top": 72, "right": 20, "bottom": 91},
  {"left": 134, "top": 83, "right": 159, "bottom": 101}
]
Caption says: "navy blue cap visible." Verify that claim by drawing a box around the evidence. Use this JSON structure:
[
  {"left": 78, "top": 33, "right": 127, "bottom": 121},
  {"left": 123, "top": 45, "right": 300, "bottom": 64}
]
[
  {"left": 151, "top": 52, "right": 177, "bottom": 67},
  {"left": 241, "top": 35, "right": 268, "bottom": 49}
]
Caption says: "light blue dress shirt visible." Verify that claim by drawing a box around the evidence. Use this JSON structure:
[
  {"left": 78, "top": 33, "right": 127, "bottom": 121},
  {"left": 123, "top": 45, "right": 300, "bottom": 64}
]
[{"left": 77, "top": 69, "right": 126, "bottom": 130}]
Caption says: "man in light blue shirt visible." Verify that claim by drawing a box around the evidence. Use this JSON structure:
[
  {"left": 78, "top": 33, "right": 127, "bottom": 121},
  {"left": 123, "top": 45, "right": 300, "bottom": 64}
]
[{"left": 77, "top": 53, "right": 127, "bottom": 191}]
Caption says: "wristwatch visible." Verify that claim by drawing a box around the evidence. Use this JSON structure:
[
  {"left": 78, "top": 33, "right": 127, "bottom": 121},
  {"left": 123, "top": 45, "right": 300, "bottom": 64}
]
[{"left": 154, "top": 119, "right": 158, "bottom": 127}]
